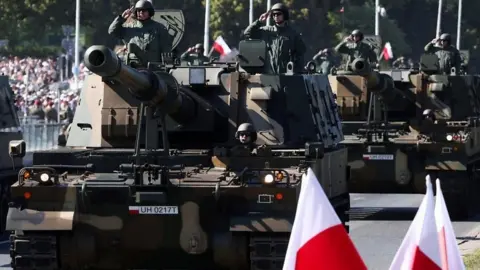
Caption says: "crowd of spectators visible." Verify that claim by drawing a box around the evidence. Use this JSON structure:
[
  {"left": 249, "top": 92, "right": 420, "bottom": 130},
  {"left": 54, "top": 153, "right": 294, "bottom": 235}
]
[{"left": 0, "top": 55, "right": 89, "bottom": 123}]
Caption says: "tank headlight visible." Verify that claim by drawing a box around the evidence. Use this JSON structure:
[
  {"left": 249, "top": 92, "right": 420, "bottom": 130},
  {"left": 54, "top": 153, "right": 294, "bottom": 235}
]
[
  {"left": 264, "top": 174, "right": 274, "bottom": 184},
  {"left": 446, "top": 134, "right": 453, "bottom": 141},
  {"left": 39, "top": 173, "right": 50, "bottom": 182}
]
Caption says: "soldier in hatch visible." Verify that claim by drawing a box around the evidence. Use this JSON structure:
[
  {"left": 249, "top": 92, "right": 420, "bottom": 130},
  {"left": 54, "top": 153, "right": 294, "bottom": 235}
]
[
  {"left": 312, "top": 48, "right": 337, "bottom": 74},
  {"left": 243, "top": 3, "right": 306, "bottom": 74},
  {"left": 335, "top": 29, "right": 377, "bottom": 70},
  {"left": 424, "top": 33, "right": 462, "bottom": 74},
  {"left": 392, "top": 56, "right": 407, "bottom": 69},
  {"left": 180, "top": 43, "right": 210, "bottom": 66},
  {"left": 231, "top": 123, "right": 258, "bottom": 156},
  {"left": 108, "top": 0, "right": 172, "bottom": 62}
]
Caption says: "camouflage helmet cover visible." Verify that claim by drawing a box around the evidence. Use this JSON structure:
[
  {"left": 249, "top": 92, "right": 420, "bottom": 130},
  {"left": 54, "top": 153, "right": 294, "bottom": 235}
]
[
  {"left": 270, "top": 3, "right": 289, "bottom": 20},
  {"left": 134, "top": 0, "right": 155, "bottom": 17},
  {"left": 440, "top": 33, "right": 451, "bottom": 42}
]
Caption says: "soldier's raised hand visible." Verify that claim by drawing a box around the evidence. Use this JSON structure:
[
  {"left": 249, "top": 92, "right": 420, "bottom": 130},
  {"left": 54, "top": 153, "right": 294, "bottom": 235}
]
[
  {"left": 122, "top": 7, "right": 134, "bottom": 19},
  {"left": 431, "top": 38, "right": 438, "bottom": 44},
  {"left": 259, "top": 12, "right": 270, "bottom": 22},
  {"left": 344, "top": 36, "right": 352, "bottom": 42}
]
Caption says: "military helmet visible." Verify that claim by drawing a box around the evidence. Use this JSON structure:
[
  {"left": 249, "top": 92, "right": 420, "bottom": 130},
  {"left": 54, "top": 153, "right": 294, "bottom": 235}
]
[
  {"left": 270, "top": 3, "right": 289, "bottom": 20},
  {"left": 351, "top": 29, "right": 364, "bottom": 40},
  {"left": 134, "top": 0, "right": 155, "bottom": 17},
  {"left": 235, "top": 123, "right": 257, "bottom": 141},
  {"left": 440, "top": 33, "right": 451, "bottom": 43},
  {"left": 194, "top": 43, "right": 204, "bottom": 50}
]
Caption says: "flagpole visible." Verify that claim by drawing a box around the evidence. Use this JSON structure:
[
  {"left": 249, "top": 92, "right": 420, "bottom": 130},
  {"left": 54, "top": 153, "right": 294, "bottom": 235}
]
[
  {"left": 249, "top": 0, "right": 253, "bottom": 24},
  {"left": 74, "top": 0, "right": 80, "bottom": 92},
  {"left": 203, "top": 0, "right": 211, "bottom": 56},
  {"left": 375, "top": 0, "right": 380, "bottom": 35},
  {"left": 266, "top": 0, "right": 271, "bottom": 26},
  {"left": 456, "top": 0, "right": 462, "bottom": 48},
  {"left": 436, "top": 0, "right": 443, "bottom": 37}
]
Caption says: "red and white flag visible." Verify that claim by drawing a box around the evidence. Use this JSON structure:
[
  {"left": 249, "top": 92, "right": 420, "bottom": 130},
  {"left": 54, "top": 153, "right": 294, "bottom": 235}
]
[
  {"left": 389, "top": 175, "right": 441, "bottom": 270},
  {"left": 383, "top": 42, "right": 394, "bottom": 60},
  {"left": 283, "top": 168, "right": 367, "bottom": 270},
  {"left": 435, "top": 179, "right": 466, "bottom": 270},
  {"left": 219, "top": 48, "right": 239, "bottom": 62},
  {"left": 212, "top": 36, "right": 232, "bottom": 56}
]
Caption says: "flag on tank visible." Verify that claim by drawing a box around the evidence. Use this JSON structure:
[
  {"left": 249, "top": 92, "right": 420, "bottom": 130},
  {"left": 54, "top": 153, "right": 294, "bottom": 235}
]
[
  {"left": 212, "top": 36, "right": 232, "bottom": 56},
  {"left": 383, "top": 42, "right": 394, "bottom": 60},
  {"left": 435, "top": 178, "right": 466, "bottom": 270},
  {"left": 389, "top": 175, "right": 441, "bottom": 270},
  {"left": 282, "top": 168, "right": 367, "bottom": 270}
]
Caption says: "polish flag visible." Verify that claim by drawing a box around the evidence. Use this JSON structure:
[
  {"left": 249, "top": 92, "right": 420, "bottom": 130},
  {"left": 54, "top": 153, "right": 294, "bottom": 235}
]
[
  {"left": 383, "top": 42, "right": 394, "bottom": 60},
  {"left": 283, "top": 168, "right": 367, "bottom": 270},
  {"left": 212, "top": 36, "right": 232, "bottom": 56},
  {"left": 389, "top": 175, "right": 441, "bottom": 270},
  {"left": 435, "top": 179, "right": 466, "bottom": 270},
  {"left": 219, "top": 48, "right": 239, "bottom": 62},
  {"left": 340, "top": 7, "right": 344, "bottom": 13}
]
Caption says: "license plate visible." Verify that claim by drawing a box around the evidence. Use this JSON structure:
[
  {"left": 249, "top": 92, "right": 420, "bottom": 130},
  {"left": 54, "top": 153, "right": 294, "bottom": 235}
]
[
  {"left": 129, "top": 206, "right": 179, "bottom": 215},
  {"left": 362, "top": 154, "right": 394, "bottom": 160}
]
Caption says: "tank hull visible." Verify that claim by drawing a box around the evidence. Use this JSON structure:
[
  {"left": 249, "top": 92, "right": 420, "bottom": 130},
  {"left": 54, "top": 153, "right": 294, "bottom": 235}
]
[
  {"left": 345, "top": 136, "right": 480, "bottom": 219},
  {"left": 8, "top": 148, "right": 350, "bottom": 270}
]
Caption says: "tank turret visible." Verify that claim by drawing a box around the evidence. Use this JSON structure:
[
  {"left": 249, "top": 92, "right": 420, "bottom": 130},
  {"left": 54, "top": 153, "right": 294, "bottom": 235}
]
[
  {"left": 344, "top": 58, "right": 394, "bottom": 92},
  {"left": 329, "top": 58, "right": 396, "bottom": 121},
  {"left": 83, "top": 45, "right": 196, "bottom": 124}
]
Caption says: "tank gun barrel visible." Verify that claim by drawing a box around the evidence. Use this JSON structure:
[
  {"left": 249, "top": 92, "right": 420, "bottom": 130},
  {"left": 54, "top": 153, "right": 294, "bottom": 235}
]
[
  {"left": 350, "top": 58, "right": 394, "bottom": 93},
  {"left": 83, "top": 45, "right": 195, "bottom": 123}
]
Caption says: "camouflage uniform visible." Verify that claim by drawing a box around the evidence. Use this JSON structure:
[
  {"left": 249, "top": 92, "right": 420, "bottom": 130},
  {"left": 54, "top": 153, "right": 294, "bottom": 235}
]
[
  {"left": 312, "top": 49, "right": 337, "bottom": 74},
  {"left": 180, "top": 44, "right": 210, "bottom": 66},
  {"left": 243, "top": 3, "right": 306, "bottom": 74},
  {"left": 424, "top": 33, "right": 461, "bottom": 74},
  {"left": 108, "top": 0, "right": 172, "bottom": 62},
  {"left": 335, "top": 30, "right": 377, "bottom": 69}
]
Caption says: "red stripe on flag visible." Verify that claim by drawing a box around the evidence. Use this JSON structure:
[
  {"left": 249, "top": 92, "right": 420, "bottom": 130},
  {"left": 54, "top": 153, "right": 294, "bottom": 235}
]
[
  {"left": 129, "top": 209, "right": 139, "bottom": 215},
  {"left": 295, "top": 224, "right": 367, "bottom": 270},
  {"left": 411, "top": 246, "right": 442, "bottom": 270},
  {"left": 213, "top": 42, "right": 225, "bottom": 55}
]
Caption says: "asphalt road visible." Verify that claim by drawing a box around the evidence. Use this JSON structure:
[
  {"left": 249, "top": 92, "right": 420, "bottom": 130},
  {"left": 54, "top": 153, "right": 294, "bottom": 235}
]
[{"left": 0, "top": 194, "right": 478, "bottom": 269}]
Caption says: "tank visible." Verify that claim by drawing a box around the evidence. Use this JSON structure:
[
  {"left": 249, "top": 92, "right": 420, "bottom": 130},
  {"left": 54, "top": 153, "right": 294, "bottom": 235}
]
[
  {"left": 6, "top": 15, "right": 349, "bottom": 270},
  {"left": 330, "top": 54, "right": 480, "bottom": 219},
  {"left": 0, "top": 75, "right": 24, "bottom": 233}
]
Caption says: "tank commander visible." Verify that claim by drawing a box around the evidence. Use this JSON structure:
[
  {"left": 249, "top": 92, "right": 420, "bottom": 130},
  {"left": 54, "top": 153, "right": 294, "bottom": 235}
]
[
  {"left": 334, "top": 29, "right": 377, "bottom": 70},
  {"left": 108, "top": 0, "right": 172, "bottom": 62},
  {"left": 424, "top": 33, "right": 462, "bottom": 74},
  {"left": 312, "top": 48, "right": 337, "bottom": 74},
  {"left": 392, "top": 56, "right": 407, "bottom": 69},
  {"left": 243, "top": 3, "right": 306, "bottom": 74},
  {"left": 180, "top": 43, "right": 210, "bottom": 65},
  {"left": 230, "top": 123, "right": 260, "bottom": 156}
]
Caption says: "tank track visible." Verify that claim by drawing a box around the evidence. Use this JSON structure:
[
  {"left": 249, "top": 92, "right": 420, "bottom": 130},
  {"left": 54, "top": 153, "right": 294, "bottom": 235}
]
[
  {"left": 10, "top": 231, "right": 60, "bottom": 270},
  {"left": 249, "top": 232, "right": 289, "bottom": 270}
]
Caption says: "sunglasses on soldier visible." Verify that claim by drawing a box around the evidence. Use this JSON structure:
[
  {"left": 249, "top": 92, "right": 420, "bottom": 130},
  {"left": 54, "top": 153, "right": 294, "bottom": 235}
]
[{"left": 272, "top": 12, "right": 283, "bottom": 16}]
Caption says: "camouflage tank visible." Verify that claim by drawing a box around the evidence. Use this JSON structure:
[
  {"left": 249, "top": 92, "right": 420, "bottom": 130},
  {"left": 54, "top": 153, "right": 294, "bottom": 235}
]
[
  {"left": 330, "top": 54, "right": 480, "bottom": 219},
  {"left": 6, "top": 11, "right": 348, "bottom": 270},
  {"left": 0, "top": 75, "right": 24, "bottom": 233}
]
